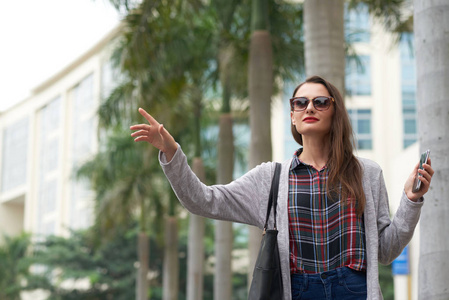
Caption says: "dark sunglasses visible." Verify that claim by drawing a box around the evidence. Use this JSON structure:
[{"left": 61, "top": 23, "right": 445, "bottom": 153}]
[{"left": 290, "top": 96, "right": 335, "bottom": 111}]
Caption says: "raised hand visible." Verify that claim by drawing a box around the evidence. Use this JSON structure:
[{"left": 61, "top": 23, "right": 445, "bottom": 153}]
[
  {"left": 130, "top": 108, "right": 178, "bottom": 161},
  {"left": 404, "top": 158, "right": 434, "bottom": 201}
]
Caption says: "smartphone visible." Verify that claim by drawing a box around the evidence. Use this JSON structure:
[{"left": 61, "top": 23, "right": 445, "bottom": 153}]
[{"left": 412, "top": 149, "right": 430, "bottom": 193}]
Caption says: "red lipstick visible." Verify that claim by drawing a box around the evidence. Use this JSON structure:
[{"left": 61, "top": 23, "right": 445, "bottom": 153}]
[{"left": 303, "top": 117, "right": 319, "bottom": 123}]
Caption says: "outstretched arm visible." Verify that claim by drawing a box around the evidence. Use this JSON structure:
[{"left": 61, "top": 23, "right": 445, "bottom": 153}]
[{"left": 130, "top": 108, "right": 178, "bottom": 161}]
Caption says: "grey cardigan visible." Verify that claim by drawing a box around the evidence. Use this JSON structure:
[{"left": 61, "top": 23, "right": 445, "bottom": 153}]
[{"left": 160, "top": 146, "right": 424, "bottom": 300}]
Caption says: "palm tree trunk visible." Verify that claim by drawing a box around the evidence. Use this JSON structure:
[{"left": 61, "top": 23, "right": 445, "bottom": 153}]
[
  {"left": 163, "top": 216, "right": 179, "bottom": 300},
  {"left": 186, "top": 157, "right": 206, "bottom": 300},
  {"left": 137, "top": 194, "right": 149, "bottom": 300},
  {"left": 215, "top": 113, "right": 234, "bottom": 300},
  {"left": 415, "top": 0, "right": 449, "bottom": 298},
  {"left": 303, "top": 0, "right": 345, "bottom": 95},
  {"left": 248, "top": 0, "right": 273, "bottom": 288},
  {"left": 137, "top": 232, "right": 149, "bottom": 300}
]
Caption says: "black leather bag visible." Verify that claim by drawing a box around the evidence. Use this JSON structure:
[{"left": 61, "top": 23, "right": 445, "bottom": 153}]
[{"left": 248, "top": 163, "right": 283, "bottom": 300}]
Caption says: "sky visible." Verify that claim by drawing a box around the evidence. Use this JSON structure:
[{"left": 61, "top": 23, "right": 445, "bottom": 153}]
[{"left": 0, "top": 0, "right": 121, "bottom": 112}]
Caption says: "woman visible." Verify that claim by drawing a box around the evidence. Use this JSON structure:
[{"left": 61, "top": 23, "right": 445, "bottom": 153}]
[{"left": 130, "top": 76, "right": 434, "bottom": 299}]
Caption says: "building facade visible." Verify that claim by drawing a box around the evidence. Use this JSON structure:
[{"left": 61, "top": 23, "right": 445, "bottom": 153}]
[{"left": 0, "top": 26, "right": 121, "bottom": 244}]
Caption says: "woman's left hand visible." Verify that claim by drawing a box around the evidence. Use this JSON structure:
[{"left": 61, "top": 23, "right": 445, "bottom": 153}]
[{"left": 404, "top": 158, "right": 434, "bottom": 201}]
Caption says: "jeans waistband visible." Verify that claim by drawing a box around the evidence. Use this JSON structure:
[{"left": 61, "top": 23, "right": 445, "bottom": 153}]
[{"left": 290, "top": 267, "right": 361, "bottom": 289}]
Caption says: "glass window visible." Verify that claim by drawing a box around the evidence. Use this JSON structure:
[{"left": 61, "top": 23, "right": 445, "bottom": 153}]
[
  {"left": 38, "top": 179, "right": 57, "bottom": 215},
  {"left": 400, "top": 33, "right": 417, "bottom": 148},
  {"left": 37, "top": 97, "right": 61, "bottom": 221},
  {"left": 73, "top": 74, "right": 95, "bottom": 116},
  {"left": 348, "top": 109, "right": 373, "bottom": 150},
  {"left": 346, "top": 55, "right": 371, "bottom": 96},
  {"left": 35, "top": 97, "right": 61, "bottom": 236},
  {"left": 101, "top": 59, "right": 122, "bottom": 100},
  {"left": 37, "top": 219, "right": 55, "bottom": 236},
  {"left": 357, "top": 119, "right": 371, "bottom": 134},
  {"left": 1, "top": 117, "right": 29, "bottom": 192},
  {"left": 70, "top": 74, "right": 96, "bottom": 229},
  {"left": 345, "top": 3, "right": 370, "bottom": 43},
  {"left": 404, "top": 119, "right": 417, "bottom": 134}
]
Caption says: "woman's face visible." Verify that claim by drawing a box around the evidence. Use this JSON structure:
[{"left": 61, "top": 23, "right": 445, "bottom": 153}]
[{"left": 290, "top": 82, "right": 335, "bottom": 139}]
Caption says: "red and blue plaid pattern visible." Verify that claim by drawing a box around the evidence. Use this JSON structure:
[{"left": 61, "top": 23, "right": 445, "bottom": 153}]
[{"left": 288, "top": 150, "right": 366, "bottom": 274}]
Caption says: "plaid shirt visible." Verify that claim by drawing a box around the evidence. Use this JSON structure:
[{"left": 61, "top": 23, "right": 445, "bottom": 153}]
[{"left": 288, "top": 149, "right": 366, "bottom": 274}]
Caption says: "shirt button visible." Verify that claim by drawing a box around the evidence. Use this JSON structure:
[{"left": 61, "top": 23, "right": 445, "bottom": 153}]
[{"left": 321, "top": 273, "right": 327, "bottom": 279}]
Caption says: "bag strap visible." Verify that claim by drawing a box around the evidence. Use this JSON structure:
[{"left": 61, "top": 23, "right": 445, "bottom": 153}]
[{"left": 263, "top": 163, "right": 282, "bottom": 233}]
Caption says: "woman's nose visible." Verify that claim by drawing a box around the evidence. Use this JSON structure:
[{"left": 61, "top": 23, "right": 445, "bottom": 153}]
[{"left": 305, "top": 100, "right": 315, "bottom": 113}]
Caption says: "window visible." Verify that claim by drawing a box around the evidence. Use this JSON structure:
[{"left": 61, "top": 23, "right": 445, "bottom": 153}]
[
  {"left": 346, "top": 55, "right": 371, "bottom": 96},
  {"left": 70, "top": 74, "right": 96, "bottom": 229},
  {"left": 36, "top": 97, "right": 61, "bottom": 236},
  {"left": 38, "top": 97, "right": 61, "bottom": 179},
  {"left": 1, "top": 117, "right": 29, "bottom": 192},
  {"left": 345, "top": 3, "right": 370, "bottom": 43},
  {"left": 101, "top": 59, "right": 122, "bottom": 100},
  {"left": 38, "top": 180, "right": 57, "bottom": 215},
  {"left": 401, "top": 33, "right": 417, "bottom": 148},
  {"left": 348, "top": 109, "right": 373, "bottom": 150}
]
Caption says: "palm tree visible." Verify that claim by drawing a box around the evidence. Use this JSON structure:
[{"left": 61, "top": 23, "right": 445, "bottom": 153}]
[
  {"left": 246, "top": 0, "right": 306, "bottom": 287},
  {"left": 303, "top": 0, "right": 412, "bottom": 93},
  {"left": 100, "top": 2, "right": 220, "bottom": 299},
  {"left": 414, "top": 0, "right": 449, "bottom": 298},
  {"left": 304, "top": 0, "right": 345, "bottom": 94},
  {"left": 80, "top": 1, "right": 195, "bottom": 295},
  {"left": 186, "top": 86, "right": 207, "bottom": 300},
  {"left": 77, "top": 129, "right": 166, "bottom": 300},
  {"left": 213, "top": 1, "right": 240, "bottom": 298},
  {"left": 247, "top": 0, "right": 273, "bottom": 286}
]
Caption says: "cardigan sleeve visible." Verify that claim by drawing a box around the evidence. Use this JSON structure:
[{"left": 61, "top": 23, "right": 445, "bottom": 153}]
[
  {"left": 375, "top": 169, "right": 424, "bottom": 265},
  {"left": 159, "top": 145, "right": 274, "bottom": 228}
]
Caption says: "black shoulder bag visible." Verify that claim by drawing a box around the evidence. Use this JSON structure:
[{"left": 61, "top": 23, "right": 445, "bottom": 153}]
[{"left": 248, "top": 163, "right": 283, "bottom": 300}]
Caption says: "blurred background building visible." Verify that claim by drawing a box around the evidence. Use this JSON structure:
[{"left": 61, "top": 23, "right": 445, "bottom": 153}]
[
  {"left": 0, "top": 5, "right": 419, "bottom": 300},
  {"left": 0, "top": 25, "right": 121, "bottom": 239}
]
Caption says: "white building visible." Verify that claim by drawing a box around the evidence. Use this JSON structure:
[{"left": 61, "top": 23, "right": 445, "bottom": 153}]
[
  {"left": 1, "top": 6, "right": 420, "bottom": 300},
  {"left": 0, "top": 25, "right": 121, "bottom": 243}
]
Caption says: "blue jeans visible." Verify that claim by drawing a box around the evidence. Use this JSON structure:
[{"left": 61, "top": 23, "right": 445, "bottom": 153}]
[{"left": 291, "top": 267, "right": 367, "bottom": 300}]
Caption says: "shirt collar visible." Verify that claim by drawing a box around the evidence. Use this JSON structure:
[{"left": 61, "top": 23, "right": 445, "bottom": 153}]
[
  {"left": 290, "top": 147, "right": 328, "bottom": 172},
  {"left": 290, "top": 148, "right": 304, "bottom": 171}
]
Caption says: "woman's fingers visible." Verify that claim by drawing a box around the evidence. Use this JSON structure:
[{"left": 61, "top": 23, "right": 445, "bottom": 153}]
[
  {"left": 423, "top": 159, "right": 434, "bottom": 175},
  {"left": 133, "top": 135, "right": 150, "bottom": 143},
  {"left": 418, "top": 168, "right": 431, "bottom": 182},
  {"left": 130, "top": 128, "right": 150, "bottom": 137},
  {"left": 419, "top": 162, "right": 434, "bottom": 184},
  {"left": 139, "top": 108, "right": 159, "bottom": 126},
  {"left": 130, "top": 124, "right": 151, "bottom": 131},
  {"left": 130, "top": 108, "right": 178, "bottom": 161}
]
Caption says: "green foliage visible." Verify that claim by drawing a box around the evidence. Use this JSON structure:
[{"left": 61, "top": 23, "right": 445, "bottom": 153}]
[
  {"left": 29, "top": 228, "right": 136, "bottom": 299},
  {"left": 379, "top": 263, "right": 395, "bottom": 300},
  {"left": 0, "top": 233, "right": 32, "bottom": 300},
  {"left": 348, "top": 0, "right": 413, "bottom": 43},
  {"left": 77, "top": 128, "right": 167, "bottom": 239}
]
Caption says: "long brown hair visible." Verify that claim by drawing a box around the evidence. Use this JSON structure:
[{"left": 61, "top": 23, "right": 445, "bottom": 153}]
[{"left": 290, "top": 75, "right": 366, "bottom": 215}]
